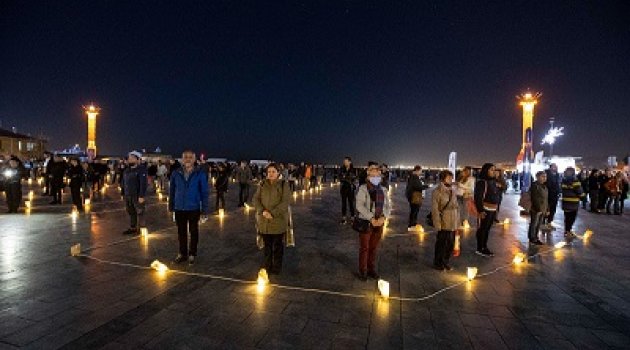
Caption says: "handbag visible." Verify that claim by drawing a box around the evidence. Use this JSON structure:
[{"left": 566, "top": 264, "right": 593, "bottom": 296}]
[
  {"left": 352, "top": 193, "right": 374, "bottom": 233},
  {"left": 466, "top": 198, "right": 478, "bottom": 217},
  {"left": 411, "top": 191, "right": 423, "bottom": 205},
  {"left": 352, "top": 217, "right": 371, "bottom": 232},
  {"left": 518, "top": 191, "right": 532, "bottom": 211}
]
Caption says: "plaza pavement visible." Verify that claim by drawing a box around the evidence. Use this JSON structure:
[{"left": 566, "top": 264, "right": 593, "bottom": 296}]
[{"left": 1, "top": 180, "right": 630, "bottom": 349}]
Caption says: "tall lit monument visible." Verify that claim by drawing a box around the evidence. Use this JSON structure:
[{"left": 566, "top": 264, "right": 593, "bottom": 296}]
[
  {"left": 83, "top": 104, "right": 100, "bottom": 160},
  {"left": 516, "top": 91, "right": 541, "bottom": 162}
]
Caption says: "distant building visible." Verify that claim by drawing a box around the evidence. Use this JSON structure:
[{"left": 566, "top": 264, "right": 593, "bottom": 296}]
[
  {"left": 140, "top": 147, "right": 172, "bottom": 163},
  {"left": 0, "top": 127, "right": 47, "bottom": 159}
]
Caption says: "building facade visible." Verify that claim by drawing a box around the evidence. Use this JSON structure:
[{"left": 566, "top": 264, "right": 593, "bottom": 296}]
[{"left": 0, "top": 128, "right": 47, "bottom": 159}]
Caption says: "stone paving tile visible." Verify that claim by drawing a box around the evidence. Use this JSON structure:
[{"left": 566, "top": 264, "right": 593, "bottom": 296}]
[
  {"left": 3, "top": 183, "right": 630, "bottom": 348},
  {"left": 554, "top": 325, "right": 612, "bottom": 349},
  {"left": 465, "top": 327, "right": 509, "bottom": 350},
  {"left": 590, "top": 329, "right": 630, "bottom": 348},
  {"left": 459, "top": 312, "right": 496, "bottom": 329}
]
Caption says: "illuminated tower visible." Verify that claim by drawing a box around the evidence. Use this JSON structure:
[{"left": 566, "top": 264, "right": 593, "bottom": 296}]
[
  {"left": 516, "top": 91, "right": 541, "bottom": 161},
  {"left": 83, "top": 104, "right": 100, "bottom": 159}
]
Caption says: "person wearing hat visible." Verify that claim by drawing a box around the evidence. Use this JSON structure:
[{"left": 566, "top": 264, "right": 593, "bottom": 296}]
[{"left": 121, "top": 151, "right": 148, "bottom": 235}]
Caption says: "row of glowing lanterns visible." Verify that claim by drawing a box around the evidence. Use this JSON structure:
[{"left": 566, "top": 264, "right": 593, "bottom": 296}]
[
  {"left": 120, "top": 228, "right": 593, "bottom": 299},
  {"left": 66, "top": 178, "right": 593, "bottom": 299}
]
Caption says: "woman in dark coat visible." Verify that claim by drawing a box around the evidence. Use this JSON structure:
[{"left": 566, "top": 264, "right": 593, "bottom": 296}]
[
  {"left": 474, "top": 163, "right": 499, "bottom": 257},
  {"left": 67, "top": 158, "right": 85, "bottom": 211}
]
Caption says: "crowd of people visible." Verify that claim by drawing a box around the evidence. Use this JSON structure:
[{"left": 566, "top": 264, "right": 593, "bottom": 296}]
[{"left": 1, "top": 151, "right": 628, "bottom": 280}]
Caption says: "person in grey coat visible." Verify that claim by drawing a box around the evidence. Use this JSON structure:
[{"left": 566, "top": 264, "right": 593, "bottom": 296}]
[
  {"left": 528, "top": 171, "right": 548, "bottom": 245},
  {"left": 431, "top": 170, "right": 459, "bottom": 271},
  {"left": 235, "top": 161, "right": 253, "bottom": 207}
]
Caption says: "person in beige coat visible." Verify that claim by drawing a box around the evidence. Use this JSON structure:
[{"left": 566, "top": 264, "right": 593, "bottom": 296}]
[
  {"left": 432, "top": 170, "right": 459, "bottom": 271},
  {"left": 254, "top": 163, "right": 290, "bottom": 274}
]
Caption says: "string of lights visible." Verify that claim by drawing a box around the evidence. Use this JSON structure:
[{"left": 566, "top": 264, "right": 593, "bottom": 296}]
[{"left": 71, "top": 225, "right": 593, "bottom": 303}]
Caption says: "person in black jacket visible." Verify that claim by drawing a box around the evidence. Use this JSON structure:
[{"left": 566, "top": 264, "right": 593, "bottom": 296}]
[
  {"left": 588, "top": 169, "right": 600, "bottom": 213},
  {"left": 560, "top": 167, "right": 584, "bottom": 237},
  {"left": 214, "top": 162, "right": 229, "bottom": 214},
  {"left": 81, "top": 161, "right": 96, "bottom": 204},
  {"left": 577, "top": 169, "right": 589, "bottom": 209},
  {"left": 474, "top": 163, "right": 499, "bottom": 257},
  {"left": 67, "top": 158, "right": 84, "bottom": 212},
  {"left": 121, "top": 151, "right": 148, "bottom": 235},
  {"left": 339, "top": 157, "right": 356, "bottom": 224},
  {"left": 405, "top": 165, "right": 427, "bottom": 230},
  {"left": 544, "top": 163, "right": 561, "bottom": 230},
  {"left": 597, "top": 169, "right": 611, "bottom": 212},
  {"left": 43, "top": 152, "right": 53, "bottom": 196},
  {"left": 49, "top": 155, "right": 67, "bottom": 205}
]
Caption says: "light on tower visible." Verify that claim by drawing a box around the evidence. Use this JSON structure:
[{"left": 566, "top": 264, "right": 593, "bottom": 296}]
[
  {"left": 83, "top": 104, "right": 101, "bottom": 160},
  {"left": 516, "top": 91, "right": 542, "bottom": 163}
]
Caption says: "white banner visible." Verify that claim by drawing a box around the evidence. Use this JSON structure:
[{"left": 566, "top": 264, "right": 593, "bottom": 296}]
[{"left": 448, "top": 152, "right": 457, "bottom": 178}]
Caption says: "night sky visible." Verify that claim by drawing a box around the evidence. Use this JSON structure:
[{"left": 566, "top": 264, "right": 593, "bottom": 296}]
[{"left": 1, "top": 1, "right": 628, "bottom": 166}]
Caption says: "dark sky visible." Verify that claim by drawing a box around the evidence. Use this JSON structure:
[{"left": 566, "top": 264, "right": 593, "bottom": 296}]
[{"left": 1, "top": 1, "right": 629, "bottom": 166}]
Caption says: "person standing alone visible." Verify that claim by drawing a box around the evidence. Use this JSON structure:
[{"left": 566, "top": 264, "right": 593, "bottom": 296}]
[
  {"left": 169, "top": 150, "right": 209, "bottom": 264},
  {"left": 235, "top": 160, "right": 253, "bottom": 207},
  {"left": 254, "top": 163, "right": 290, "bottom": 275},
  {"left": 339, "top": 157, "right": 356, "bottom": 224},
  {"left": 67, "top": 158, "right": 84, "bottom": 212},
  {"left": 431, "top": 170, "right": 459, "bottom": 270},
  {"left": 121, "top": 151, "right": 148, "bottom": 235},
  {"left": 474, "top": 163, "right": 499, "bottom": 257},
  {"left": 406, "top": 165, "right": 427, "bottom": 230}
]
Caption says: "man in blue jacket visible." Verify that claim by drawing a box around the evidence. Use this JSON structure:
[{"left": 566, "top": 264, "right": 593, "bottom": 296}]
[
  {"left": 169, "top": 150, "right": 209, "bottom": 265},
  {"left": 121, "top": 151, "right": 148, "bottom": 235}
]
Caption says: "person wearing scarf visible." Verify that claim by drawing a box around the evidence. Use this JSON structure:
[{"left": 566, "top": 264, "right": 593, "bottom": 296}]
[{"left": 355, "top": 162, "right": 391, "bottom": 281}]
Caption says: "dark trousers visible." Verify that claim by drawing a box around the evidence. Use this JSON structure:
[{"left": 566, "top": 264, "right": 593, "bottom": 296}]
[
  {"left": 476, "top": 210, "right": 496, "bottom": 251},
  {"left": 580, "top": 189, "right": 588, "bottom": 208},
  {"left": 408, "top": 203, "right": 420, "bottom": 227},
  {"left": 546, "top": 196, "right": 558, "bottom": 223},
  {"left": 606, "top": 195, "right": 620, "bottom": 214},
  {"left": 564, "top": 210, "right": 577, "bottom": 233},
  {"left": 70, "top": 183, "right": 83, "bottom": 210},
  {"left": 340, "top": 186, "right": 355, "bottom": 217},
  {"left": 589, "top": 190, "right": 599, "bottom": 212},
  {"left": 434, "top": 230, "right": 455, "bottom": 267},
  {"left": 51, "top": 181, "right": 63, "bottom": 203},
  {"left": 598, "top": 191, "right": 608, "bottom": 210},
  {"left": 262, "top": 233, "right": 284, "bottom": 273},
  {"left": 45, "top": 175, "right": 51, "bottom": 195},
  {"left": 528, "top": 211, "right": 544, "bottom": 241},
  {"left": 175, "top": 210, "right": 200, "bottom": 256},
  {"left": 125, "top": 196, "right": 146, "bottom": 229},
  {"left": 215, "top": 191, "right": 226, "bottom": 211},
  {"left": 5, "top": 184, "right": 21, "bottom": 213},
  {"left": 359, "top": 225, "right": 382, "bottom": 273},
  {"left": 288, "top": 180, "right": 296, "bottom": 192},
  {"left": 238, "top": 183, "right": 249, "bottom": 205}
]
